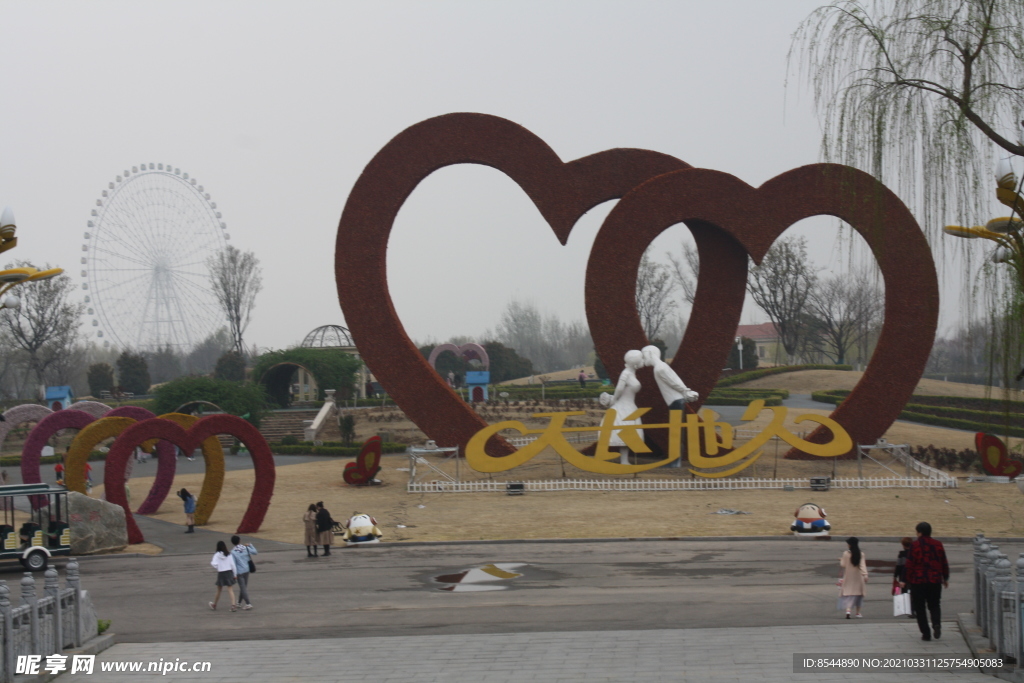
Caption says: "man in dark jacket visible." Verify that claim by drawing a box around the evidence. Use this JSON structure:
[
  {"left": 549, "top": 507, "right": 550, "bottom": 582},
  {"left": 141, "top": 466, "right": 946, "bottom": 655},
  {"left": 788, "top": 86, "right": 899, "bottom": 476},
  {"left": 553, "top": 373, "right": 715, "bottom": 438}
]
[{"left": 900, "top": 521, "right": 949, "bottom": 641}]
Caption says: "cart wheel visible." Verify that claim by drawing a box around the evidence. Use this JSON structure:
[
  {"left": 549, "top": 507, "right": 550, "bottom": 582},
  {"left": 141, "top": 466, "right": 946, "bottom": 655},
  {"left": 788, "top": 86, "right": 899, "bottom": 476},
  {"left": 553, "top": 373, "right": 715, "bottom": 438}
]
[{"left": 23, "top": 550, "right": 47, "bottom": 572}]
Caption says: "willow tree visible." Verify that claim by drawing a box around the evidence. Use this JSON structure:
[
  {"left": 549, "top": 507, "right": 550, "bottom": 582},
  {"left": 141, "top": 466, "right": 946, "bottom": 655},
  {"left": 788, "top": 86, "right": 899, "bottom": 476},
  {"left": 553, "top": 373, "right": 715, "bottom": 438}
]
[{"left": 790, "top": 0, "right": 1024, "bottom": 232}]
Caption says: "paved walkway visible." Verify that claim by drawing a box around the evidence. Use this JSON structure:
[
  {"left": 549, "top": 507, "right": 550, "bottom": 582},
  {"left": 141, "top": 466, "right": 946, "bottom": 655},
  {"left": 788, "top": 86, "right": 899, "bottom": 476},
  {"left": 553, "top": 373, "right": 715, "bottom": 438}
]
[{"left": 58, "top": 621, "right": 994, "bottom": 682}]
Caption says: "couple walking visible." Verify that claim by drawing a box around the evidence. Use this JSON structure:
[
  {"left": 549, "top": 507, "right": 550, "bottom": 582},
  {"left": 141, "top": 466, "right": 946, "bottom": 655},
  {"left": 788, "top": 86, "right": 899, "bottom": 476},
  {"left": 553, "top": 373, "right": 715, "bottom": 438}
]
[
  {"left": 837, "top": 522, "right": 949, "bottom": 641},
  {"left": 209, "top": 535, "right": 258, "bottom": 612},
  {"left": 601, "top": 345, "right": 698, "bottom": 466}
]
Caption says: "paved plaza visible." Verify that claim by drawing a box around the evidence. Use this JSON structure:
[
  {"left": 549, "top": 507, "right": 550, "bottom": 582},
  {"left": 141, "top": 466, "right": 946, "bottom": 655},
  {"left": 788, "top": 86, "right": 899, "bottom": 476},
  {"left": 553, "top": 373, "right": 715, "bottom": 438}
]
[
  {"left": 58, "top": 622, "right": 993, "bottom": 682},
  {"left": 30, "top": 534, "right": 1002, "bottom": 681}
]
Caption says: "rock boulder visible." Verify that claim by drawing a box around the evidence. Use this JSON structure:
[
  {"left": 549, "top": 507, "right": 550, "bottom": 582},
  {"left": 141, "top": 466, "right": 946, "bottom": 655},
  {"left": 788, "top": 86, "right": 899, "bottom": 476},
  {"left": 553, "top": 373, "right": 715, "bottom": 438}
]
[{"left": 68, "top": 492, "right": 128, "bottom": 554}]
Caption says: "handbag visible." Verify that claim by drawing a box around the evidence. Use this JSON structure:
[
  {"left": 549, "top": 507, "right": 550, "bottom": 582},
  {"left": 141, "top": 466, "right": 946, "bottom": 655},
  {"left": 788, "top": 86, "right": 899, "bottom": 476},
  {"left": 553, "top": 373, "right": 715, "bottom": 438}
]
[
  {"left": 246, "top": 547, "right": 256, "bottom": 573},
  {"left": 893, "top": 589, "right": 911, "bottom": 617}
]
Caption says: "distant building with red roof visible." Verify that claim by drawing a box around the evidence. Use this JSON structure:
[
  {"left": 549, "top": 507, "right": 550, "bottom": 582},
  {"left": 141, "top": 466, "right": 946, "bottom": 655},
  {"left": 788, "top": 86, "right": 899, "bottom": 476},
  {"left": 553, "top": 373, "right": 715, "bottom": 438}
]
[{"left": 735, "top": 323, "right": 781, "bottom": 363}]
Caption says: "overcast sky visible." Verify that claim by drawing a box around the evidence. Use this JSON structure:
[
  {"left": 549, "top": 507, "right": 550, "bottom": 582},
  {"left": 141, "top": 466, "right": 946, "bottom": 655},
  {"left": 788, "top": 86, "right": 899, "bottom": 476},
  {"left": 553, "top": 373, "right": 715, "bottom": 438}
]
[{"left": 0, "top": 1, "right": 988, "bottom": 356}]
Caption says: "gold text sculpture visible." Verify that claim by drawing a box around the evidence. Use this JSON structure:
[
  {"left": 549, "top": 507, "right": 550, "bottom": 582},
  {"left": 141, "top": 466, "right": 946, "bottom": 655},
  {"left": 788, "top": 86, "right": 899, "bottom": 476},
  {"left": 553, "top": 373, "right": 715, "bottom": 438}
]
[{"left": 465, "top": 399, "right": 852, "bottom": 477}]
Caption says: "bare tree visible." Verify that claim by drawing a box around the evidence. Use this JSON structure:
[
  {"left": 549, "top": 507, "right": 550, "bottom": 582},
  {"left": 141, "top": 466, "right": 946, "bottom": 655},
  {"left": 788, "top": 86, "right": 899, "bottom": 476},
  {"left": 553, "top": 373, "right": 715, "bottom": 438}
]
[
  {"left": 804, "top": 270, "right": 883, "bottom": 364},
  {"left": 667, "top": 242, "right": 700, "bottom": 305},
  {"left": 0, "top": 264, "right": 84, "bottom": 390},
  {"left": 635, "top": 254, "right": 678, "bottom": 341},
  {"left": 491, "top": 300, "right": 593, "bottom": 373},
  {"left": 186, "top": 328, "right": 232, "bottom": 375},
  {"left": 790, "top": 0, "right": 1024, "bottom": 231},
  {"left": 208, "top": 246, "right": 262, "bottom": 357},
  {"left": 747, "top": 237, "right": 818, "bottom": 363}
]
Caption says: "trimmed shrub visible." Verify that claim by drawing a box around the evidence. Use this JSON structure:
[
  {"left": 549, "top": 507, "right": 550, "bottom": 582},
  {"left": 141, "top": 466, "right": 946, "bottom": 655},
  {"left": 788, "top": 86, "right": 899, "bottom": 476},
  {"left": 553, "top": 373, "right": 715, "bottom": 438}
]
[
  {"left": 272, "top": 441, "right": 407, "bottom": 456},
  {"left": 152, "top": 376, "right": 271, "bottom": 428},
  {"left": 716, "top": 364, "right": 853, "bottom": 388}
]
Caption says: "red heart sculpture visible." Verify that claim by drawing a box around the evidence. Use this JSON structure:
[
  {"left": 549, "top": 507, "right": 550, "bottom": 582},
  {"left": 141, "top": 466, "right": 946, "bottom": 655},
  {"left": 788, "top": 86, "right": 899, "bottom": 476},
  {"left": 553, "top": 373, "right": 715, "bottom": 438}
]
[
  {"left": 104, "top": 415, "right": 275, "bottom": 545},
  {"left": 344, "top": 435, "right": 382, "bottom": 485},
  {"left": 21, "top": 406, "right": 175, "bottom": 511},
  {"left": 336, "top": 113, "right": 724, "bottom": 454},
  {"left": 587, "top": 165, "right": 938, "bottom": 456}
]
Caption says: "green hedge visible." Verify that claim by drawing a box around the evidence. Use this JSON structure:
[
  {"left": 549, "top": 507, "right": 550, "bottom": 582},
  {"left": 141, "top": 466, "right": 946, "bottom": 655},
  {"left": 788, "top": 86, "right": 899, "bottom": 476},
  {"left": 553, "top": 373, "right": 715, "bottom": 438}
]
[
  {"left": 897, "top": 410, "right": 1024, "bottom": 438},
  {"left": 272, "top": 442, "right": 407, "bottom": 456},
  {"left": 716, "top": 364, "right": 853, "bottom": 388},
  {"left": 812, "top": 389, "right": 1024, "bottom": 436}
]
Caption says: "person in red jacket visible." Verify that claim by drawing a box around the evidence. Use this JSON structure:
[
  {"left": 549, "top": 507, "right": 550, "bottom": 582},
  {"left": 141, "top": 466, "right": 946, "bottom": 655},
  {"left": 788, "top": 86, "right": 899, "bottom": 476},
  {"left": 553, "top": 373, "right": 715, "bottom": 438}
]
[{"left": 899, "top": 521, "right": 949, "bottom": 641}]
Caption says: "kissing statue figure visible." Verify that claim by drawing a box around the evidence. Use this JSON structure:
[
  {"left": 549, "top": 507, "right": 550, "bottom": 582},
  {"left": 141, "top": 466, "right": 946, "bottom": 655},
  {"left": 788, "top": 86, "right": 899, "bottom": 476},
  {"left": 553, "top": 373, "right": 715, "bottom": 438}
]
[
  {"left": 599, "top": 350, "right": 646, "bottom": 465},
  {"left": 641, "top": 345, "right": 698, "bottom": 467}
]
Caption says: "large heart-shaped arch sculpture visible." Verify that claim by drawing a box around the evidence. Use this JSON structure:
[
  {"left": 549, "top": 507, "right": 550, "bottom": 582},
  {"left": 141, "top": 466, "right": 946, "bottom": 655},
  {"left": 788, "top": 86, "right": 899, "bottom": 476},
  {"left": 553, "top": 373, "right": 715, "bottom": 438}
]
[
  {"left": 104, "top": 415, "right": 274, "bottom": 544},
  {"left": 586, "top": 165, "right": 938, "bottom": 457},
  {"left": 337, "top": 112, "right": 718, "bottom": 456}
]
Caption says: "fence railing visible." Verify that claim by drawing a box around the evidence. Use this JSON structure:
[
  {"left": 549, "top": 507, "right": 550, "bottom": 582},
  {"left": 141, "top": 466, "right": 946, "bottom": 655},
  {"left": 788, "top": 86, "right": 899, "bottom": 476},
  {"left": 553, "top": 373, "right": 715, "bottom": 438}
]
[
  {"left": 407, "top": 475, "right": 957, "bottom": 493},
  {"left": 972, "top": 535, "right": 1024, "bottom": 667},
  {"left": 0, "top": 559, "right": 85, "bottom": 683}
]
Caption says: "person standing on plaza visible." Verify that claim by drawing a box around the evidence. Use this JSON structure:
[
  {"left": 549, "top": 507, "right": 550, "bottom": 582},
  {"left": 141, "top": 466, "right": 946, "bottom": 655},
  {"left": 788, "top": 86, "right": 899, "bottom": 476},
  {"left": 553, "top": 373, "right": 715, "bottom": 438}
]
[
  {"left": 578, "top": 369, "right": 587, "bottom": 389},
  {"left": 900, "top": 521, "right": 949, "bottom": 641},
  {"left": 209, "top": 540, "right": 237, "bottom": 611},
  {"left": 179, "top": 488, "right": 196, "bottom": 533},
  {"left": 230, "top": 535, "right": 257, "bottom": 611},
  {"left": 839, "top": 537, "right": 868, "bottom": 619},
  {"left": 303, "top": 503, "right": 319, "bottom": 557},
  {"left": 316, "top": 501, "right": 334, "bottom": 556}
]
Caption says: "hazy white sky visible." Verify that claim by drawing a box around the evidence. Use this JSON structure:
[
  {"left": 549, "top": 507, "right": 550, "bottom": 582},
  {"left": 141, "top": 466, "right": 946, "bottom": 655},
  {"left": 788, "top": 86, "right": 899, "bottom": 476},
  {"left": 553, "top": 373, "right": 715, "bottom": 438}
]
[{"left": 0, "top": 1, "right": 986, "bottom": 356}]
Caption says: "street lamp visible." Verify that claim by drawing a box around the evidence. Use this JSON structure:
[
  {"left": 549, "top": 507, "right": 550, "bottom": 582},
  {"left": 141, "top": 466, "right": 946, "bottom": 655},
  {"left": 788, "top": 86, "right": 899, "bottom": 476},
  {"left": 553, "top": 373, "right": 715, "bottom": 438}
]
[{"left": 735, "top": 336, "right": 744, "bottom": 371}]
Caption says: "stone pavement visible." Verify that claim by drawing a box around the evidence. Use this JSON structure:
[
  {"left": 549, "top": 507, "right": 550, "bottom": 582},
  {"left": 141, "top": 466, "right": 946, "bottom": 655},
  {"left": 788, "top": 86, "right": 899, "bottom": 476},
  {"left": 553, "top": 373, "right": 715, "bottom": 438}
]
[{"left": 58, "top": 621, "right": 995, "bottom": 682}]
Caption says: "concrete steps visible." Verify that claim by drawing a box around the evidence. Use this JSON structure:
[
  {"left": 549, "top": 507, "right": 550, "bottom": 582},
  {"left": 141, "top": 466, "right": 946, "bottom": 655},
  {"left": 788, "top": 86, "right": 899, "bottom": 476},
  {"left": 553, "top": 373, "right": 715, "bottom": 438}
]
[{"left": 259, "top": 410, "right": 319, "bottom": 443}]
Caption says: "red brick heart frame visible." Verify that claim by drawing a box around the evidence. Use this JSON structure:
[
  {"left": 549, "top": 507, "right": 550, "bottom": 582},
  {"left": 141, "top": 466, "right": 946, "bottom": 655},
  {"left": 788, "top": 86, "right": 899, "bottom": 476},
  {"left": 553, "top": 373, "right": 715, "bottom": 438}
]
[
  {"left": 336, "top": 112, "right": 745, "bottom": 455},
  {"left": 587, "top": 165, "right": 938, "bottom": 457},
  {"left": 21, "top": 406, "right": 175, "bottom": 510},
  {"left": 105, "top": 415, "right": 275, "bottom": 544}
]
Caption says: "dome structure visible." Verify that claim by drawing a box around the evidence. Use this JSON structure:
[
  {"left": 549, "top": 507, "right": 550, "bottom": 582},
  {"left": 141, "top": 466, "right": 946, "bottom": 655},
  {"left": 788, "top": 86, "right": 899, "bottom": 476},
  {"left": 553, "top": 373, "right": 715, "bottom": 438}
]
[{"left": 301, "top": 324, "right": 355, "bottom": 349}]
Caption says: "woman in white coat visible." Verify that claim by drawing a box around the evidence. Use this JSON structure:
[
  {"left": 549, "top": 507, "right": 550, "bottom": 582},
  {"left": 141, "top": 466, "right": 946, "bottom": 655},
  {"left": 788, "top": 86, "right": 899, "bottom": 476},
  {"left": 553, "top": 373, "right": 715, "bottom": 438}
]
[
  {"left": 209, "top": 540, "right": 238, "bottom": 611},
  {"left": 839, "top": 537, "right": 868, "bottom": 618}
]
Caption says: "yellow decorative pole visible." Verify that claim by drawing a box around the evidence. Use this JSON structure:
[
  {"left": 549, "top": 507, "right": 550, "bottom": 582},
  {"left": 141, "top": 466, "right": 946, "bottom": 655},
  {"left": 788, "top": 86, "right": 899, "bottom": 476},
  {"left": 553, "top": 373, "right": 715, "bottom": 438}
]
[
  {"left": 0, "top": 207, "right": 64, "bottom": 311},
  {"left": 943, "top": 144, "right": 1024, "bottom": 379}
]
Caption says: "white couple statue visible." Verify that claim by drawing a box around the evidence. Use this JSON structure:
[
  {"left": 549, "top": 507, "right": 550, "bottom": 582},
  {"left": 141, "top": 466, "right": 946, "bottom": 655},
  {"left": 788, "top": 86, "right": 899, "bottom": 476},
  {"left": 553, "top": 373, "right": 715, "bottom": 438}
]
[{"left": 599, "top": 345, "right": 698, "bottom": 466}]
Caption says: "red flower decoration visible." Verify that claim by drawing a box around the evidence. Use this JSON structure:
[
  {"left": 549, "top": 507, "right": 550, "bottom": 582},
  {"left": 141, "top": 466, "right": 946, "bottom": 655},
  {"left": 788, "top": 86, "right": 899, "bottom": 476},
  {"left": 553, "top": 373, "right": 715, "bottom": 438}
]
[
  {"left": 976, "top": 432, "right": 1022, "bottom": 479},
  {"left": 344, "top": 436, "right": 382, "bottom": 486}
]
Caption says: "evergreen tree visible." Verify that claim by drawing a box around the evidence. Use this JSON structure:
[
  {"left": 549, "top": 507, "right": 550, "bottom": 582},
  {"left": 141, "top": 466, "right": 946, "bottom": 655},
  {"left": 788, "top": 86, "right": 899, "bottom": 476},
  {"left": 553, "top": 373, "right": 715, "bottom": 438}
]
[
  {"left": 86, "top": 363, "right": 115, "bottom": 397},
  {"left": 214, "top": 350, "right": 247, "bottom": 382},
  {"left": 116, "top": 351, "right": 151, "bottom": 395}
]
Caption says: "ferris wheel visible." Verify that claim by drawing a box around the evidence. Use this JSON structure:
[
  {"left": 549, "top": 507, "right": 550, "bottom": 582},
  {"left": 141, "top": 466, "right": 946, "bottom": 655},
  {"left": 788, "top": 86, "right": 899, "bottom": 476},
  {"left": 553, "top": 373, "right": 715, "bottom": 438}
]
[{"left": 81, "top": 163, "right": 230, "bottom": 352}]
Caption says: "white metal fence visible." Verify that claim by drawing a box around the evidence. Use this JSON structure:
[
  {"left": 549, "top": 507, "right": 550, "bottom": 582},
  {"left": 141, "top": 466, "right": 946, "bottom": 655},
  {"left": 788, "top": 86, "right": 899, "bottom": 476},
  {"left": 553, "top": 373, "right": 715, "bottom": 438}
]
[{"left": 407, "top": 474, "right": 957, "bottom": 493}]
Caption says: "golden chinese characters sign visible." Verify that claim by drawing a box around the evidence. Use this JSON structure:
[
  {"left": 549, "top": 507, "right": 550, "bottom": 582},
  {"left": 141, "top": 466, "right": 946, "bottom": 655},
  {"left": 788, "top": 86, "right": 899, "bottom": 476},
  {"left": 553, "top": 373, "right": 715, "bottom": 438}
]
[{"left": 465, "top": 400, "right": 852, "bottom": 478}]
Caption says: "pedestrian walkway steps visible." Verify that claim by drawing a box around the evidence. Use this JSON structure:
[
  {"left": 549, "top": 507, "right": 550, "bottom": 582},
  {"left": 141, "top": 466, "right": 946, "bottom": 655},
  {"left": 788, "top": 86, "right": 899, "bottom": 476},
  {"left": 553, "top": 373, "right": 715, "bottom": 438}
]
[
  {"left": 257, "top": 410, "right": 319, "bottom": 444},
  {"left": 60, "top": 622, "right": 992, "bottom": 682}
]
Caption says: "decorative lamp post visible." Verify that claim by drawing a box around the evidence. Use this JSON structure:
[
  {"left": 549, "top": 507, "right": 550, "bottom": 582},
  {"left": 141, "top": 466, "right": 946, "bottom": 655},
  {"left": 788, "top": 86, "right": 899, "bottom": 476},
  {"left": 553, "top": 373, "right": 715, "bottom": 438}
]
[
  {"left": 943, "top": 122, "right": 1024, "bottom": 378},
  {"left": 0, "top": 207, "right": 64, "bottom": 310},
  {"left": 735, "top": 336, "right": 744, "bottom": 370}
]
